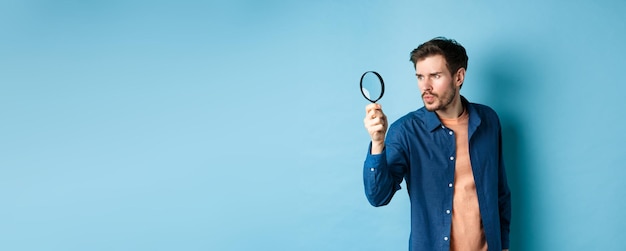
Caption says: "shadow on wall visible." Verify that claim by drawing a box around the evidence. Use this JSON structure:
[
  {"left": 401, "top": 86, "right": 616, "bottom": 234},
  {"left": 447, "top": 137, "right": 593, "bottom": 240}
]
[{"left": 481, "top": 44, "right": 541, "bottom": 251}]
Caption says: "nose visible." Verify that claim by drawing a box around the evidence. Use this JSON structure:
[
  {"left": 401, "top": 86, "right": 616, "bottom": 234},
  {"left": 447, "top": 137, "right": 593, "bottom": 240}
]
[{"left": 419, "top": 78, "right": 432, "bottom": 92}]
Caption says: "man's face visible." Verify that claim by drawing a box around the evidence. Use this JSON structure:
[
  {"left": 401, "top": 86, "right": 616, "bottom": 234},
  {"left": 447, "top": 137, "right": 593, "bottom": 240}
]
[{"left": 415, "top": 54, "right": 462, "bottom": 112}]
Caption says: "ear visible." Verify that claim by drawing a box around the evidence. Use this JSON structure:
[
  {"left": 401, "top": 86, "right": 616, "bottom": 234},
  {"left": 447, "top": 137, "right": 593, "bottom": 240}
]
[{"left": 454, "top": 68, "right": 466, "bottom": 87}]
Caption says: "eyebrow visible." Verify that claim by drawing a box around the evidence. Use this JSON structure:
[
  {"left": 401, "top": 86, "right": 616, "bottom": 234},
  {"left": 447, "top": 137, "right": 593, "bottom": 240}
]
[{"left": 415, "top": 72, "right": 443, "bottom": 76}]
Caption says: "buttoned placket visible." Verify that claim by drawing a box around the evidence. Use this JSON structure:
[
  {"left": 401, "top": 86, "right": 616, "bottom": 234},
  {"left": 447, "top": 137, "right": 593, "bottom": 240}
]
[{"left": 442, "top": 125, "right": 456, "bottom": 245}]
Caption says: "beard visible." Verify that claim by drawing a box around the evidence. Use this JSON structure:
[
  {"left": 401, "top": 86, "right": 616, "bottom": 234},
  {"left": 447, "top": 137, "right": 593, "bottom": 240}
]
[{"left": 422, "top": 81, "right": 457, "bottom": 112}]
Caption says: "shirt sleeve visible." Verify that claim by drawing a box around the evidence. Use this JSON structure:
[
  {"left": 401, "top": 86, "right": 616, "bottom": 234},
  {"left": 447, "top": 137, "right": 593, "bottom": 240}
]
[
  {"left": 497, "top": 126, "right": 512, "bottom": 249},
  {"left": 363, "top": 138, "right": 407, "bottom": 207}
]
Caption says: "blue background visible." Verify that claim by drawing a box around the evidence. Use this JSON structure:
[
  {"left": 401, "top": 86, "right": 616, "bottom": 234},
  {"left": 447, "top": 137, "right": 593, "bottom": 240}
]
[{"left": 2, "top": 0, "right": 625, "bottom": 250}]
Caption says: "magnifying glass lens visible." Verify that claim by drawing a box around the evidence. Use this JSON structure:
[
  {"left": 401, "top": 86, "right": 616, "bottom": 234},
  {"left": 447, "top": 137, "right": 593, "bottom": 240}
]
[{"left": 360, "top": 71, "right": 385, "bottom": 103}]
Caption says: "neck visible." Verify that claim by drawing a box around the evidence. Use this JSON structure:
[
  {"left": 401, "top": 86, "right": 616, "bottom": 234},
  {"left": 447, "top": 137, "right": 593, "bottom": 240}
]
[{"left": 436, "top": 95, "right": 464, "bottom": 119}]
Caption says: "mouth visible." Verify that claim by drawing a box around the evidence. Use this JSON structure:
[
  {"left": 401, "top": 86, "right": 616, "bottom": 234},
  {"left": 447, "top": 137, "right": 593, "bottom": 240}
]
[{"left": 422, "top": 93, "right": 436, "bottom": 103}]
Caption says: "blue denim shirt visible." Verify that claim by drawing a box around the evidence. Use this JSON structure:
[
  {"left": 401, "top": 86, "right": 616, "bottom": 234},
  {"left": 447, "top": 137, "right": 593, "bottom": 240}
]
[{"left": 363, "top": 97, "right": 511, "bottom": 251}]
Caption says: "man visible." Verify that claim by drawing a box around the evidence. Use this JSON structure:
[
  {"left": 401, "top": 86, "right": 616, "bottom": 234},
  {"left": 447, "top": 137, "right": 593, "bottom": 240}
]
[{"left": 363, "top": 37, "right": 511, "bottom": 251}]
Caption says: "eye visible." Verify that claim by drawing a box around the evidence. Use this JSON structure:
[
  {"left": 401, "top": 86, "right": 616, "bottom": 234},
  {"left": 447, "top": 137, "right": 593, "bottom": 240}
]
[
  {"left": 434, "top": 74, "right": 441, "bottom": 79},
  {"left": 417, "top": 76, "right": 423, "bottom": 81}
]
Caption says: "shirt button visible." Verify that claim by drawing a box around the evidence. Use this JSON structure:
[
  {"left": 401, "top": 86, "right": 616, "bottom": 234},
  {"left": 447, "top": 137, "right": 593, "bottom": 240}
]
[
  {"left": 449, "top": 131, "right": 453, "bottom": 135},
  {"left": 449, "top": 156, "right": 454, "bottom": 161},
  {"left": 448, "top": 183, "right": 453, "bottom": 188},
  {"left": 441, "top": 125, "right": 445, "bottom": 129},
  {"left": 446, "top": 210, "right": 451, "bottom": 214},
  {"left": 370, "top": 168, "right": 375, "bottom": 172},
  {"left": 444, "top": 236, "right": 449, "bottom": 241}
]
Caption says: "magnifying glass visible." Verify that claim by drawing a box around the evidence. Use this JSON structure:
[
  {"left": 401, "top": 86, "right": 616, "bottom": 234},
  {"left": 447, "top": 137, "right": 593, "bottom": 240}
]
[{"left": 360, "top": 71, "right": 385, "bottom": 103}]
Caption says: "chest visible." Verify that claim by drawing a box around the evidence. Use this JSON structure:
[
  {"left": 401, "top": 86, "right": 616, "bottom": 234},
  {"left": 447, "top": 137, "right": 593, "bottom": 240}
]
[{"left": 402, "top": 125, "right": 499, "bottom": 185}]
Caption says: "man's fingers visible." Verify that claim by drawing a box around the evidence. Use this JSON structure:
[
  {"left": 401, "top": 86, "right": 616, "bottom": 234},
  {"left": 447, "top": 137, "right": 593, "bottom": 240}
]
[
  {"left": 367, "top": 109, "right": 385, "bottom": 120},
  {"left": 364, "top": 103, "right": 387, "bottom": 141},
  {"left": 365, "top": 103, "right": 381, "bottom": 112},
  {"left": 367, "top": 110, "right": 377, "bottom": 119},
  {"left": 368, "top": 124, "right": 385, "bottom": 133},
  {"left": 365, "top": 117, "right": 386, "bottom": 130},
  {"left": 365, "top": 103, "right": 383, "bottom": 115}
]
